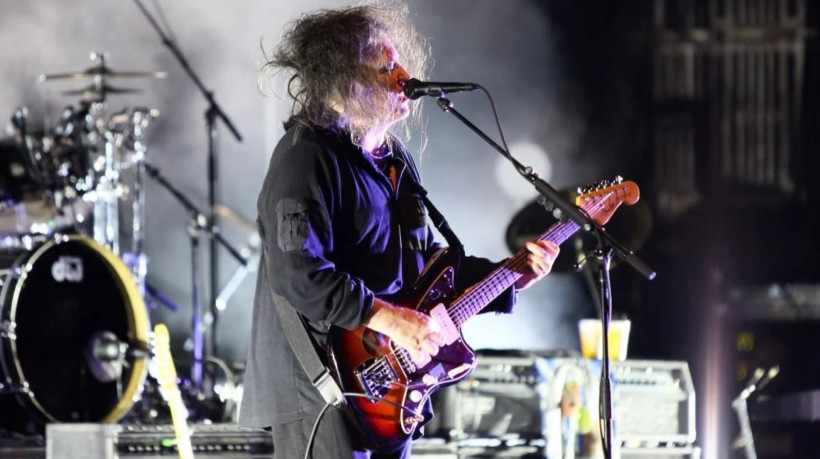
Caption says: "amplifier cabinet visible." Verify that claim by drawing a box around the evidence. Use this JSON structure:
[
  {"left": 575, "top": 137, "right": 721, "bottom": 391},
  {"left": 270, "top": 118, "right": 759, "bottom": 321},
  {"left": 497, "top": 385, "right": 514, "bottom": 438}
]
[
  {"left": 621, "top": 445, "right": 701, "bottom": 459},
  {"left": 542, "top": 358, "right": 696, "bottom": 448},
  {"left": 428, "top": 352, "right": 697, "bottom": 457},
  {"left": 607, "top": 360, "right": 696, "bottom": 445},
  {"left": 46, "top": 423, "right": 273, "bottom": 459},
  {"left": 451, "top": 354, "right": 551, "bottom": 441}
]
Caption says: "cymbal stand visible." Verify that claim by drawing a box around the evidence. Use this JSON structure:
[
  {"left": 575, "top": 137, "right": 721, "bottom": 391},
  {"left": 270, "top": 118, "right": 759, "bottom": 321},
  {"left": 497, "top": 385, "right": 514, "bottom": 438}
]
[
  {"left": 36, "top": 51, "right": 163, "bottom": 301},
  {"left": 115, "top": 108, "right": 159, "bottom": 298},
  {"left": 212, "top": 205, "right": 261, "bottom": 311},
  {"left": 69, "top": 53, "right": 120, "bottom": 254},
  {"left": 143, "top": 162, "right": 248, "bottom": 392},
  {"left": 128, "top": 127, "right": 147, "bottom": 296},
  {"left": 93, "top": 133, "right": 124, "bottom": 255},
  {"left": 215, "top": 233, "right": 260, "bottom": 311},
  {"left": 132, "top": 0, "right": 243, "bottom": 368}
]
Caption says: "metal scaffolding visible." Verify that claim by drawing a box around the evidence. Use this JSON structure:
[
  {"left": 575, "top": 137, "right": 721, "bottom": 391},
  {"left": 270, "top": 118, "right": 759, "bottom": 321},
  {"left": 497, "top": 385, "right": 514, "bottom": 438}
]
[{"left": 652, "top": 0, "right": 811, "bottom": 219}]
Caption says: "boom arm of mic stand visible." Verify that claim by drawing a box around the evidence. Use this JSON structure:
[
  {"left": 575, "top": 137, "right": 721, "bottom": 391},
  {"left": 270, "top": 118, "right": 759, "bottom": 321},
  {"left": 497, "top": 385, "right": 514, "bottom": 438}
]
[
  {"left": 131, "top": 0, "right": 242, "bottom": 141},
  {"left": 143, "top": 162, "right": 248, "bottom": 267},
  {"left": 434, "top": 97, "right": 655, "bottom": 280}
]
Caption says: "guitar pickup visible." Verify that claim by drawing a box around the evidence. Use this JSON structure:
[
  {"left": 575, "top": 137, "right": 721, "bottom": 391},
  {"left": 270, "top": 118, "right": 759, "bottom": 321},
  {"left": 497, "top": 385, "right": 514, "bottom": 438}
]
[{"left": 429, "top": 304, "right": 459, "bottom": 345}]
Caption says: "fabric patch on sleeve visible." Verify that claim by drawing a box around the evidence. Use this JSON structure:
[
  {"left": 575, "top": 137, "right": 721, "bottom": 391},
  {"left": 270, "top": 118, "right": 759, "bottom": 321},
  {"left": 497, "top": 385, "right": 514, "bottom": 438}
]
[{"left": 276, "top": 198, "right": 312, "bottom": 252}]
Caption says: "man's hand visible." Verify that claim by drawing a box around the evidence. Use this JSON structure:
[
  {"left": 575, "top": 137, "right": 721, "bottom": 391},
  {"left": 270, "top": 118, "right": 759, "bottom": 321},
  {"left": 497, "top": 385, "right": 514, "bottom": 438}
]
[
  {"left": 364, "top": 299, "right": 444, "bottom": 364},
  {"left": 514, "top": 240, "right": 560, "bottom": 291}
]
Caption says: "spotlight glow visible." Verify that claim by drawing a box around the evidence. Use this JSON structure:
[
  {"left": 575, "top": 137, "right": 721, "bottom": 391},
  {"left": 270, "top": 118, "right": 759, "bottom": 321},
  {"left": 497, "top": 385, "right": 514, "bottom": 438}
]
[{"left": 493, "top": 140, "right": 552, "bottom": 202}]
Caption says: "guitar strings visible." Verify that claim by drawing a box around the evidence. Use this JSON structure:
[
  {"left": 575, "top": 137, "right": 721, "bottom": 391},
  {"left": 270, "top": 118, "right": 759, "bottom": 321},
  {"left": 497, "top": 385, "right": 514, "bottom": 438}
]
[
  {"left": 446, "top": 192, "right": 611, "bottom": 324},
  {"left": 362, "top": 191, "right": 616, "bottom": 388}
]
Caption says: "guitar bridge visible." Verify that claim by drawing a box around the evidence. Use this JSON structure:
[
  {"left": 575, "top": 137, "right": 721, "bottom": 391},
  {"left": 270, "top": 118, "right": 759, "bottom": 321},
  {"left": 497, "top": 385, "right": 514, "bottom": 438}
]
[{"left": 356, "top": 358, "right": 398, "bottom": 402}]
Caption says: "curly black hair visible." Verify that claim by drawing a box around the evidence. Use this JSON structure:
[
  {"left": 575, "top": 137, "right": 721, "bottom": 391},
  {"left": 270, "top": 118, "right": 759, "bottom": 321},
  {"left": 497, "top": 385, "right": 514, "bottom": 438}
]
[{"left": 260, "top": 1, "right": 431, "bottom": 145}]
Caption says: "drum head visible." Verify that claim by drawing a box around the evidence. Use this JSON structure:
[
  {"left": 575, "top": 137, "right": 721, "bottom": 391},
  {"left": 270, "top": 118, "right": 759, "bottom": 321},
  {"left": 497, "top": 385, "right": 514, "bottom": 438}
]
[{"left": 5, "top": 236, "right": 148, "bottom": 422}]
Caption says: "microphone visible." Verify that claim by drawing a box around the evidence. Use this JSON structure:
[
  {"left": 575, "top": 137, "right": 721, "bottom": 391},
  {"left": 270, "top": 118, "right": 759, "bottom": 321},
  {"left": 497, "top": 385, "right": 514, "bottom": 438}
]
[
  {"left": 86, "top": 330, "right": 150, "bottom": 382},
  {"left": 402, "top": 78, "right": 479, "bottom": 100}
]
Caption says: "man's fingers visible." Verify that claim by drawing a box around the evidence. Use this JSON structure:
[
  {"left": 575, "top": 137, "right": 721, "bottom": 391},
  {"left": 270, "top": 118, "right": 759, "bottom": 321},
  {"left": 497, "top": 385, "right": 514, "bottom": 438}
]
[
  {"left": 426, "top": 314, "right": 442, "bottom": 333},
  {"left": 421, "top": 339, "right": 439, "bottom": 356},
  {"left": 540, "top": 240, "right": 560, "bottom": 259},
  {"left": 428, "top": 331, "right": 444, "bottom": 346}
]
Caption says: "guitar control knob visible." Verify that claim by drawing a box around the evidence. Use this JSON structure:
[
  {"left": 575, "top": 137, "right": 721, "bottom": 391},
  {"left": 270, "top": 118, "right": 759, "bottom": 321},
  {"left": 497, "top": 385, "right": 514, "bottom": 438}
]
[
  {"left": 404, "top": 415, "right": 424, "bottom": 427},
  {"left": 409, "top": 390, "right": 422, "bottom": 403},
  {"left": 422, "top": 374, "right": 438, "bottom": 385}
]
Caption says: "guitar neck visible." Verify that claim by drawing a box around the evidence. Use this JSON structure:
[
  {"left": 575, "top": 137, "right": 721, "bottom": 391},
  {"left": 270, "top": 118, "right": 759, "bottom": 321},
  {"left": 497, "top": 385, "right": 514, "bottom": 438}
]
[
  {"left": 168, "top": 393, "right": 195, "bottom": 459},
  {"left": 154, "top": 324, "right": 195, "bottom": 459},
  {"left": 449, "top": 217, "right": 580, "bottom": 327}
]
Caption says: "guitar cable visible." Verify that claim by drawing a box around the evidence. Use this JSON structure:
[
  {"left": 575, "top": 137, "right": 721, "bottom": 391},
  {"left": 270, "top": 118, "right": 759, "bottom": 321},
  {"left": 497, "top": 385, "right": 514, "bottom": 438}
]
[{"left": 303, "top": 391, "right": 425, "bottom": 459}]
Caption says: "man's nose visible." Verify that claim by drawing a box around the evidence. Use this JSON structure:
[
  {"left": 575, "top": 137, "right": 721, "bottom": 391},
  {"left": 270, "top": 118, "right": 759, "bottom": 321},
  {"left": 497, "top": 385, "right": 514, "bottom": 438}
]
[{"left": 395, "top": 65, "right": 411, "bottom": 91}]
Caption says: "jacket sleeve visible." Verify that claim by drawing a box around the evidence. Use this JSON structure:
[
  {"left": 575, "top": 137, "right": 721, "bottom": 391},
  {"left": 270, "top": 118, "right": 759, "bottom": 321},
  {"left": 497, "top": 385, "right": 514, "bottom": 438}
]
[{"left": 257, "top": 132, "right": 374, "bottom": 330}]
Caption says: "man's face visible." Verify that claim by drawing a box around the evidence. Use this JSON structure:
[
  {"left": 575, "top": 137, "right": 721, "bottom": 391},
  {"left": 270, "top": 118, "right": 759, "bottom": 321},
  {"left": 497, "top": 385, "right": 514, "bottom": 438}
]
[{"left": 367, "top": 38, "right": 412, "bottom": 124}]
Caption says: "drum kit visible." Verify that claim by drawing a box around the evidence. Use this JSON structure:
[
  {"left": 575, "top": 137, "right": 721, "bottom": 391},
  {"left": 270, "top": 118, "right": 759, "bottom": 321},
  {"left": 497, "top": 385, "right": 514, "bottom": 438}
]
[{"left": 0, "top": 52, "right": 241, "bottom": 436}]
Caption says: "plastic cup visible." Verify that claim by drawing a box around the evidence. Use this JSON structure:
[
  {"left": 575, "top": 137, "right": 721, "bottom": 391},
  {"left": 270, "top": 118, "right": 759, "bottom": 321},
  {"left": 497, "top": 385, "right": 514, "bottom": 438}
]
[{"left": 578, "top": 319, "right": 631, "bottom": 360}]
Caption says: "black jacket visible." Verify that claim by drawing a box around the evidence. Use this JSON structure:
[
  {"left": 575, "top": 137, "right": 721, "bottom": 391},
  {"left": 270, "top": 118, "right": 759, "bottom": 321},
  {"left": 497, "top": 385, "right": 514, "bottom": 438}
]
[{"left": 239, "top": 125, "right": 515, "bottom": 427}]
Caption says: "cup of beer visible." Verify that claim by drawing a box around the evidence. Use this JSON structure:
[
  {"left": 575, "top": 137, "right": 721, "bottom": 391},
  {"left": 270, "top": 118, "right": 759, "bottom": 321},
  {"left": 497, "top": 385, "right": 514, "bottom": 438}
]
[{"left": 578, "top": 318, "right": 631, "bottom": 360}]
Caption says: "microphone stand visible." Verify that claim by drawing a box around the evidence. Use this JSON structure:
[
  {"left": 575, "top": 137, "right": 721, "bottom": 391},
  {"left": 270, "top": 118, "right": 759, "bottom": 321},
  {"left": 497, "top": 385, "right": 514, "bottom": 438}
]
[
  {"left": 132, "top": 0, "right": 243, "bottom": 371},
  {"left": 434, "top": 96, "right": 656, "bottom": 459},
  {"left": 143, "top": 162, "right": 248, "bottom": 393}
]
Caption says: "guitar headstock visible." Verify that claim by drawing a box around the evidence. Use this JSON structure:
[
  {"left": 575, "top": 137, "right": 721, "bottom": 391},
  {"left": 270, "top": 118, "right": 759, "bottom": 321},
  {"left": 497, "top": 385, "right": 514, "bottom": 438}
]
[
  {"left": 575, "top": 176, "right": 640, "bottom": 226},
  {"left": 152, "top": 324, "right": 178, "bottom": 392}
]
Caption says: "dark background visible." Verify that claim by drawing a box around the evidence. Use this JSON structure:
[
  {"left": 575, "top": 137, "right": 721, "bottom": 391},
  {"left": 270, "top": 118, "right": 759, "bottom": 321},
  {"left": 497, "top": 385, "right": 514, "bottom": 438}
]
[{"left": 1, "top": 1, "right": 818, "bottom": 456}]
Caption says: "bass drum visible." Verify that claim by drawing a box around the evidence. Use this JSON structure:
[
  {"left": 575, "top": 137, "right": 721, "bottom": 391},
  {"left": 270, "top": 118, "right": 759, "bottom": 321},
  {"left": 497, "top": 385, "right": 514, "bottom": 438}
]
[{"left": 0, "top": 235, "right": 148, "bottom": 425}]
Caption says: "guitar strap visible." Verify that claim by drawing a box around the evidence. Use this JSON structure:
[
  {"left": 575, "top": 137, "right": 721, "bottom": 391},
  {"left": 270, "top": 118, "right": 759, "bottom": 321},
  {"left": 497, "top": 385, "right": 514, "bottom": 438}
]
[
  {"left": 398, "top": 161, "right": 465, "bottom": 256},
  {"left": 271, "top": 128, "right": 463, "bottom": 408},
  {"left": 266, "top": 247, "right": 346, "bottom": 407}
]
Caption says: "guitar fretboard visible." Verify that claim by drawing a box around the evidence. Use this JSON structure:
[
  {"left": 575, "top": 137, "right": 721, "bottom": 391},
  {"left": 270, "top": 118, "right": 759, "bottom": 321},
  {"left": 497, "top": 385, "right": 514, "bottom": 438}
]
[{"left": 447, "top": 197, "right": 603, "bottom": 327}]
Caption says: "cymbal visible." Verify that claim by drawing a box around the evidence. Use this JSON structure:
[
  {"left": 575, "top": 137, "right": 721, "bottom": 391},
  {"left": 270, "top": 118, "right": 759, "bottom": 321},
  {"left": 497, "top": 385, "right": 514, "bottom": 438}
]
[
  {"left": 61, "top": 83, "right": 142, "bottom": 102},
  {"left": 38, "top": 63, "right": 167, "bottom": 82},
  {"left": 505, "top": 189, "right": 653, "bottom": 272},
  {"left": 215, "top": 204, "right": 257, "bottom": 234}
]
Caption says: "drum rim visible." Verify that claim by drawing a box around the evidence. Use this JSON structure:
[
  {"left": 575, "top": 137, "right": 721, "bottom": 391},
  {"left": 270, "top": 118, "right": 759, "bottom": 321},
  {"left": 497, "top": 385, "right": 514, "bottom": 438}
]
[{"left": 7, "top": 235, "right": 149, "bottom": 422}]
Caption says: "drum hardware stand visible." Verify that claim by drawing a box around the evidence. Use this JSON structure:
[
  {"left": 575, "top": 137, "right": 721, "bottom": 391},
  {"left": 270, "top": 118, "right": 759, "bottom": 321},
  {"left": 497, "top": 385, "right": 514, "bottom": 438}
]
[
  {"left": 93, "top": 134, "right": 126, "bottom": 255},
  {"left": 132, "top": 0, "right": 243, "bottom": 368},
  {"left": 145, "top": 282, "right": 180, "bottom": 312},
  {"left": 110, "top": 107, "right": 159, "bottom": 298},
  {"left": 0, "top": 318, "right": 30, "bottom": 397},
  {"left": 142, "top": 162, "right": 247, "bottom": 394},
  {"left": 0, "top": 319, "right": 16, "bottom": 340},
  {"left": 214, "top": 240, "right": 260, "bottom": 312},
  {"left": 213, "top": 206, "right": 261, "bottom": 311},
  {"left": 0, "top": 382, "right": 31, "bottom": 396}
]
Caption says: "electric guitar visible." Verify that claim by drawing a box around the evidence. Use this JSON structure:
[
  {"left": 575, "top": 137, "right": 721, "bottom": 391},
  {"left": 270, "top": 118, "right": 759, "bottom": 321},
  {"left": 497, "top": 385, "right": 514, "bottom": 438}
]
[
  {"left": 153, "top": 323, "right": 195, "bottom": 459},
  {"left": 327, "top": 178, "right": 640, "bottom": 452}
]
